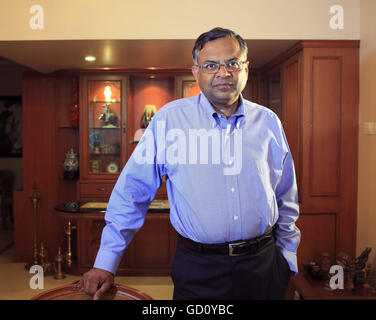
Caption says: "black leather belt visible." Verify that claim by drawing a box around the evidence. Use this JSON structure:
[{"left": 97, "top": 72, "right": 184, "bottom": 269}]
[{"left": 178, "top": 228, "right": 275, "bottom": 256}]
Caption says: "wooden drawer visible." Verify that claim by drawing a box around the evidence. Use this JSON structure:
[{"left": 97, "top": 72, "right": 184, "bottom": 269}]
[{"left": 78, "top": 181, "right": 116, "bottom": 200}]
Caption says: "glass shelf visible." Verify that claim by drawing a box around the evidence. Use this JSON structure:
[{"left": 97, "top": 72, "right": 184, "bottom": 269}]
[
  {"left": 89, "top": 153, "right": 120, "bottom": 156},
  {"left": 58, "top": 126, "right": 78, "bottom": 129},
  {"left": 90, "top": 127, "right": 121, "bottom": 130},
  {"left": 87, "top": 79, "right": 122, "bottom": 175},
  {"left": 89, "top": 100, "right": 120, "bottom": 103}
]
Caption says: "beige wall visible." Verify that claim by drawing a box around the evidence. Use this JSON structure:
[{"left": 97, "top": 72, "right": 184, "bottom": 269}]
[
  {"left": 357, "top": 0, "right": 376, "bottom": 263},
  {"left": 0, "top": 0, "right": 359, "bottom": 40}
]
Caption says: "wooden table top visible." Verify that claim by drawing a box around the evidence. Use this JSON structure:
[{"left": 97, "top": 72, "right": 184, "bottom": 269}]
[{"left": 290, "top": 272, "right": 376, "bottom": 300}]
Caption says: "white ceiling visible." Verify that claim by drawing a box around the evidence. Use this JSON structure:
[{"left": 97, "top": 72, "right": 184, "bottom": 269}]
[{"left": 0, "top": 39, "right": 299, "bottom": 73}]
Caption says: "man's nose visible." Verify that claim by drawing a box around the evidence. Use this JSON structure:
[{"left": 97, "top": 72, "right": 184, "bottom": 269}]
[{"left": 217, "top": 64, "right": 231, "bottom": 77}]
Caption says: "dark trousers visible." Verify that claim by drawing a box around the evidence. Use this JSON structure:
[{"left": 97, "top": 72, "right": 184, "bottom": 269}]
[{"left": 171, "top": 238, "right": 291, "bottom": 300}]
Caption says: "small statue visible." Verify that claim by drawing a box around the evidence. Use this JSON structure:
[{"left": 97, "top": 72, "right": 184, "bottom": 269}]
[
  {"left": 98, "top": 104, "right": 117, "bottom": 127},
  {"left": 140, "top": 105, "right": 156, "bottom": 129},
  {"left": 353, "top": 248, "right": 372, "bottom": 287},
  {"left": 63, "top": 148, "right": 79, "bottom": 180},
  {"left": 303, "top": 261, "right": 326, "bottom": 280},
  {"left": 337, "top": 248, "right": 372, "bottom": 293}
]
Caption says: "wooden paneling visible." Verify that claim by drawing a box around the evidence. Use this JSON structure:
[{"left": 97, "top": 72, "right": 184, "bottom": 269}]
[
  {"left": 126, "top": 213, "right": 177, "bottom": 276},
  {"left": 300, "top": 45, "right": 359, "bottom": 258},
  {"left": 296, "top": 213, "right": 337, "bottom": 266},
  {"left": 282, "top": 52, "right": 302, "bottom": 198},
  {"left": 261, "top": 41, "right": 359, "bottom": 267},
  {"left": 243, "top": 74, "right": 262, "bottom": 105},
  {"left": 310, "top": 57, "right": 342, "bottom": 197},
  {"left": 14, "top": 77, "right": 59, "bottom": 262}
]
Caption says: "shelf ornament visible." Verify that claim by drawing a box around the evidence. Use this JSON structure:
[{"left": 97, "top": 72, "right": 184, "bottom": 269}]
[{"left": 98, "top": 85, "right": 118, "bottom": 127}]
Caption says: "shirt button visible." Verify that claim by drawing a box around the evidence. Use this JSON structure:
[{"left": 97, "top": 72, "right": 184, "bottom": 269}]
[
  {"left": 228, "top": 160, "right": 233, "bottom": 165},
  {"left": 233, "top": 216, "right": 239, "bottom": 221},
  {"left": 231, "top": 187, "right": 235, "bottom": 193}
]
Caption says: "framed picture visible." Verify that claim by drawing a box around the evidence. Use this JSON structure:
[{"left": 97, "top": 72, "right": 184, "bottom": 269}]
[{"left": 0, "top": 96, "right": 22, "bottom": 157}]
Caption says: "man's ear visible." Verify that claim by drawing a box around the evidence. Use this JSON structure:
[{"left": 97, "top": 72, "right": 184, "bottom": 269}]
[
  {"left": 191, "top": 65, "right": 199, "bottom": 82},
  {"left": 244, "top": 61, "right": 250, "bottom": 76}
]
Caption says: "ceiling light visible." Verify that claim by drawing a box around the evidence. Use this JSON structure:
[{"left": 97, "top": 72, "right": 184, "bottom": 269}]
[{"left": 85, "top": 56, "right": 96, "bottom": 62}]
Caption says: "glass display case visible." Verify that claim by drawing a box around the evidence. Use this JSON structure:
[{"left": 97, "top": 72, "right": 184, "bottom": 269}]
[
  {"left": 88, "top": 80, "right": 121, "bottom": 174},
  {"left": 79, "top": 75, "right": 128, "bottom": 181}
]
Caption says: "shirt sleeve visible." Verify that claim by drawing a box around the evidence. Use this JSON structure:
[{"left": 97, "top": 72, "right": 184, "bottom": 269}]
[
  {"left": 93, "top": 115, "right": 166, "bottom": 274},
  {"left": 274, "top": 130, "right": 301, "bottom": 275}
]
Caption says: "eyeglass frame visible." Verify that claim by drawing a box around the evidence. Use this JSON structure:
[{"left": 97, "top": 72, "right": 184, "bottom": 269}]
[{"left": 194, "top": 60, "right": 248, "bottom": 74}]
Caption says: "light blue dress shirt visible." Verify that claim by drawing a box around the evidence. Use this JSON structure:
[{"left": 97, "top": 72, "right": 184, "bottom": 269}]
[{"left": 94, "top": 93, "right": 301, "bottom": 275}]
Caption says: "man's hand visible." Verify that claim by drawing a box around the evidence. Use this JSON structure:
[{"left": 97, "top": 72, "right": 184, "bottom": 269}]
[{"left": 80, "top": 268, "right": 114, "bottom": 300}]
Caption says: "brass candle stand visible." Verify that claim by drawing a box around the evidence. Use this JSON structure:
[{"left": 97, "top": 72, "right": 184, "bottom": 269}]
[
  {"left": 25, "top": 182, "right": 43, "bottom": 270},
  {"left": 64, "top": 219, "right": 76, "bottom": 269},
  {"left": 24, "top": 182, "right": 77, "bottom": 278},
  {"left": 29, "top": 181, "right": 40, "bottom": 267},
  {"left": 54, "top": 247, "right": 66, "bottom": 279},
  {"left": 24, "top": 182, "right": 57, "bottom": 277},
  {"left": 39, "top": 242, "right": 56, "bottom": 276}
]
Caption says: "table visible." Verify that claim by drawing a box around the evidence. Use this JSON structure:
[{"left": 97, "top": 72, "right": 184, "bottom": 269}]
[{"left": 287, "top": 271, "right": 376, "bottom": 300}]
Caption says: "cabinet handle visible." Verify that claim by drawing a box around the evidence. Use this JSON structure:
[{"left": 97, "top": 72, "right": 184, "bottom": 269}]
[{"left": 97, "top": 188, "right": 106, "bottom": 191}]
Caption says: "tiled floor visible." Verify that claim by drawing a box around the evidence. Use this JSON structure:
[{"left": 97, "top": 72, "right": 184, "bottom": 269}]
[{"left": 0, "top": 234, "right": 174, "bottom": 300}]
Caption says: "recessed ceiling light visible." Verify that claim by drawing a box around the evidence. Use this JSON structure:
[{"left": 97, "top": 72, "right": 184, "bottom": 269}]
[
  {"left": 85, "top": 56, "right": 96, "bottom": 62},
  {"left": 149, "top": 75, "right": 155, "bottom": 79}
]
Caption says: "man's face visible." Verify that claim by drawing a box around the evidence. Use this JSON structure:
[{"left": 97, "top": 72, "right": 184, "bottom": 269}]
[{"left": 192, "top": 37, "right": 249, "bottom": 108}]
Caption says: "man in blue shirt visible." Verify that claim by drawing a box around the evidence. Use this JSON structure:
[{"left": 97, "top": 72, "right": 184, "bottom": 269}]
[{"left": 81, "top": 27, "right": 300, "bottom": 300}]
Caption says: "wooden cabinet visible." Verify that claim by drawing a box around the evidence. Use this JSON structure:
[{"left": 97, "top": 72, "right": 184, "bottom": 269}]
[
  {"left": 56, "top": 207, "right": 175, "bottom": 276},
  {"left": 76, "top": 75, "right": 128, "bottom": 203},
  {"left": 261, "top": 40, "right": 360, "bottom": 270}
]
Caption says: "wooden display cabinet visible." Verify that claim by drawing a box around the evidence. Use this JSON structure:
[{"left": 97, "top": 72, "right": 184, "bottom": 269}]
[
  {"left": 78, "top": 75, "right": 128, "bottom": 182},
  {"left": 63, "top": 72, "right": 185, "bottom": 276}
]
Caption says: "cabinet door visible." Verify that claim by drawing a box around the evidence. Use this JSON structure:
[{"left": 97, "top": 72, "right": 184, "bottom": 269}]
[
  {"left": 124, "top": 213, "right": 177, "bottom": 276},
  {"left": 175, "top": 75, "right": 200, "bottom": 98},
  {"left": 79, "top": 75, "right": 128, "bottom": 180}
]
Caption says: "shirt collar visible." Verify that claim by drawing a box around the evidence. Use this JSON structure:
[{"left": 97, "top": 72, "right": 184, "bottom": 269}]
[{"left": 198, "top": 92, "right": 246, "bottom": 127}]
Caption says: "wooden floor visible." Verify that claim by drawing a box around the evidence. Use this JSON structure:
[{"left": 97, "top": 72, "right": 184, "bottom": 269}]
[{"left": 0, "top": 229, "right": 174, "bottom": 300}]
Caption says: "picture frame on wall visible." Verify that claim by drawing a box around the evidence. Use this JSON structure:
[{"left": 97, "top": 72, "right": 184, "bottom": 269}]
[{"left": 0, "top": 96, "right": 22, "bottom": 157}]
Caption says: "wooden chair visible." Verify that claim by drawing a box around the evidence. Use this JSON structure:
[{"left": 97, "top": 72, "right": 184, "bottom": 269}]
[
  {"left": 31, "top": 283, "right": 154, "bottom": 300},
  {"left": 0, "top": 170, "right": 14, "bottom": 229}
]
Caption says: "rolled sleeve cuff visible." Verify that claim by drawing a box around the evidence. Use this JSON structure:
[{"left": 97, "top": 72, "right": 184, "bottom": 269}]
[
  {"left": 93, "top": 249, "right": 123, "bottom": 275},
  {"left": 280, "top": 248, "right": 299, "bottom": 275}
]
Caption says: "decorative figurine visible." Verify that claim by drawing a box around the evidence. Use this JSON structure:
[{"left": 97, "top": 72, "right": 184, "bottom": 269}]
[
  {"left": 336, "top": 248, "right": 372, "bottom": 294},
  {"left": 98, "top": 104, "right": 117, "bottom": 127},
  {"left": 353, "top": 247, "right": 372, "bottom": 287},
  {"left": 303, "top": 261, "right": 326, "bottom": 280},
  {"left": 89, "top": 159, "right": 102, "bottom": 173},
  {"left": 69, "top": 104, "right": 79, "bottom": 127},
  {"left": 63, "top": 148, "right": 79, "bottom": 180},
  {"left": 63, "top": 201, "right": 80, "bottom": 212},
  {"left": 320, "top": 252, "right": 331, "bottom": 276},
  {"left": 98, "top": 85, "right": 117, "bottom": 127},
  {"left": 140, "top": 105, "right": 157, "bottom": 129}
]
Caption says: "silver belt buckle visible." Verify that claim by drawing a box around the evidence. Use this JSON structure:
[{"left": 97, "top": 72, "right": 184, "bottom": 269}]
[{"left": 229, "top": 241, "right": 248, "bottom": 256}]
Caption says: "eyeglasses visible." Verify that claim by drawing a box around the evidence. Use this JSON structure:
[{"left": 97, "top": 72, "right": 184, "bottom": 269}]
[{"left": 195, "top": 60, "right": 247, "bottom": 74}]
